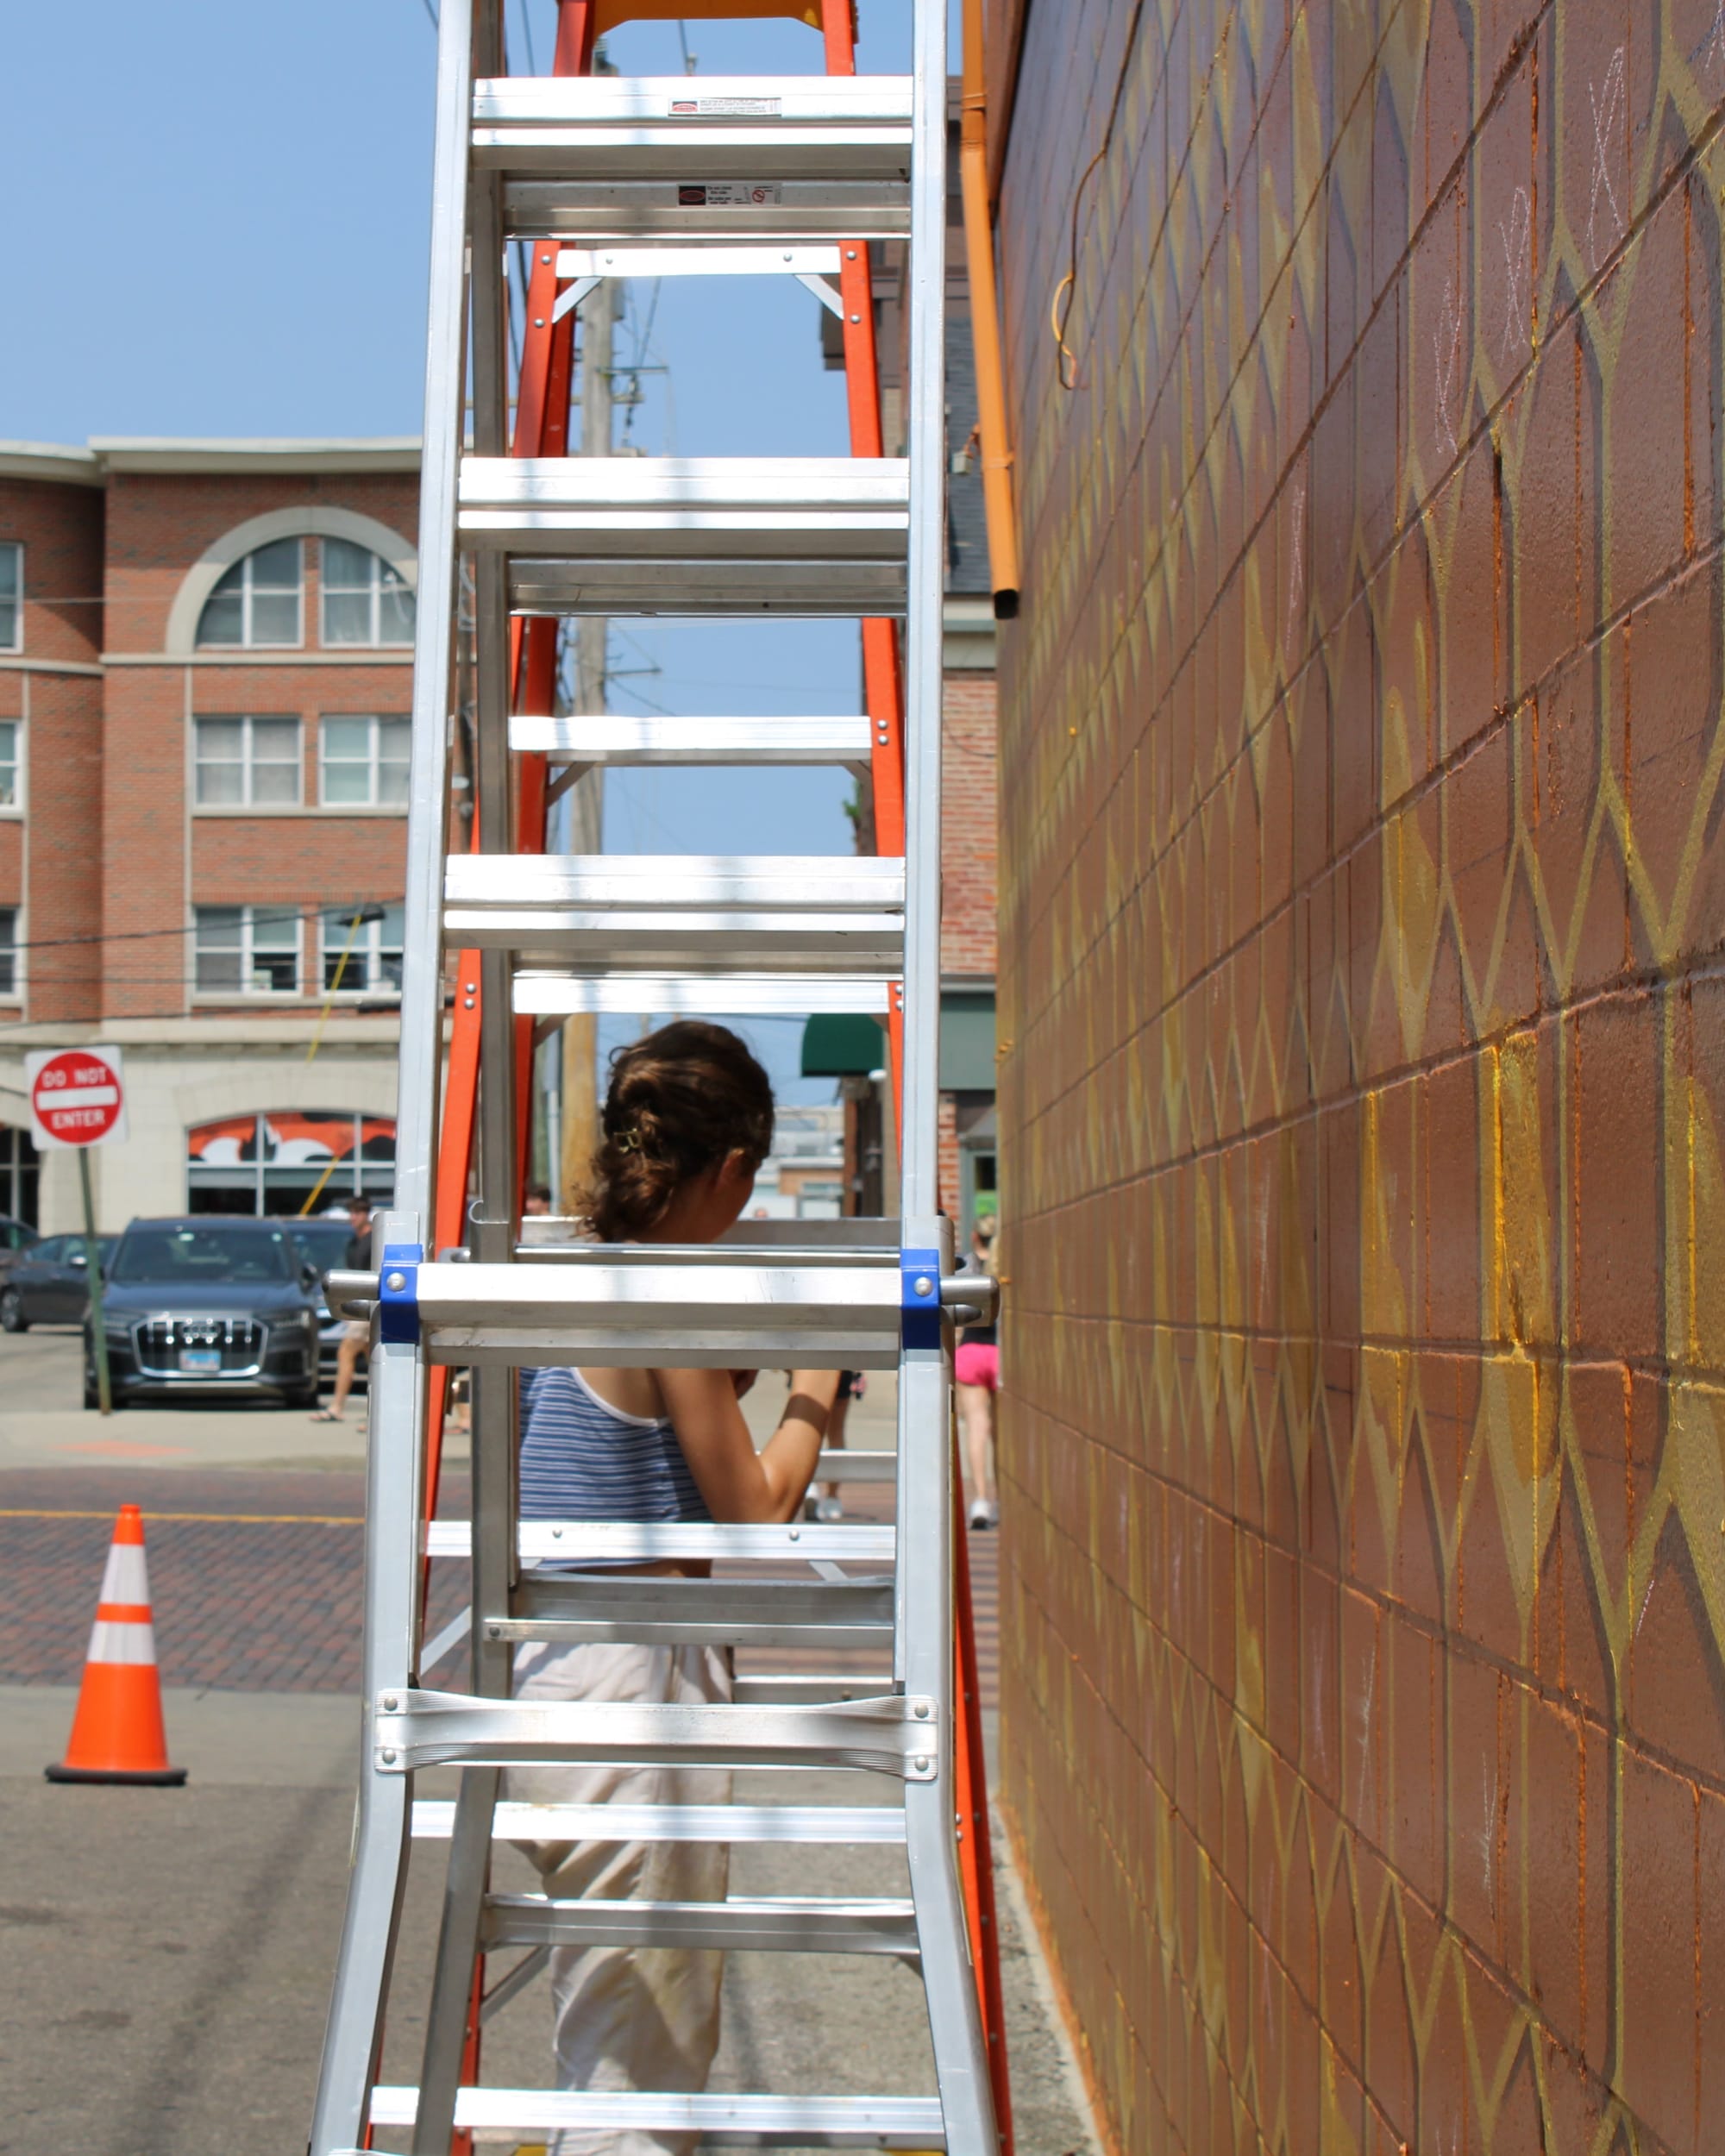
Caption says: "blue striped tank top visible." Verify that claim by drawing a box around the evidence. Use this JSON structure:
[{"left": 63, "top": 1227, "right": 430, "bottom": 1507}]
[{"left": 518, "top": 1366, "right": 710, "bottom": 1536}]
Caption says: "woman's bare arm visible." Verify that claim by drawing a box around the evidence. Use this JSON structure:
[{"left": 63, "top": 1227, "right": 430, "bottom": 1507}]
[{"left": 656, "top": 1365, "right": 842, "bottom": 1523}]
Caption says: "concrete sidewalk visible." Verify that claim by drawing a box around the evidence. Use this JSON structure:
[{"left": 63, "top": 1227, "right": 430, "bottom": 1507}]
[{"left": 4, "top": 1686, "right": 1098, "bottom": 2156}]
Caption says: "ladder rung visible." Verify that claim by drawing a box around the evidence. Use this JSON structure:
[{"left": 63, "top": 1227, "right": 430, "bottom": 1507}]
[
  {"left": 555, "top": 242, "right": 842, "bottom": 279},
  {"left": 427, "top": 1519, "right": 896, "bottom": 1564},
  {"left": 507, "top": 551, "right": 907, "bottom": 616},
  {"left": 512, "top": 970, "right": 894, "bottom": 1017},
  {"left": 481, "top": 1890, "right": 919, "bottom": 1955},
  {"left": 509, "top": 711, "right": 871, "bottom": 764},
  {"left": 504, "top": 181, "right": 912, "bottom": 245},
  {"left": 410, "top": 1259, "right": 905, "bottom": 1370},
  {"left": 371, "top": 1688, "right": 938, "bottom": 1778},
  {"left": 360, "top": 2087, "right": 944, "bottom": 2147},
  {"left": 517, "top": 1229, "right": 902, "bottom": 1261},
  {"left": 489, "top": 1571, "right": 893, "bottom": 1650},
  {"left": 411, "top": 1799, "right": 907, "bottom": 1844}
]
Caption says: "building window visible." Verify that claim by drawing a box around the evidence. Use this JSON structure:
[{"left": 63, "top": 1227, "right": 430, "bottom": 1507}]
[
  {"left": 322, "top": 539, "right": 415, "bottom": 647},
  {"left": 0, "top": 545, "right": 19, "bottom": 653},
  {"left": 194, "top": 905, "right": 301, "bottom": 995},
  {"left": 0, "top": 1125, "right": 39, "bottom": 1227},
  {"left": 320, "top": 716, "right": 411, "bottom": 807},
  {"left": 322, "top": 904, "right": 405, "bottom": 995},
  {"left": 194, "top": 716, "right": 302, "bottom": 806},
  {"left": 0, "top": 909, "right": 17, "bottom": 996},
  {"left": 197, "top": 539, "right": 304, "bottom": 648},
  {"left": 0, "top": 721, "right": 20, "bottom": 807},
  {"left": 186, "top": 1110, "right": 396, "bottom": 1216}
]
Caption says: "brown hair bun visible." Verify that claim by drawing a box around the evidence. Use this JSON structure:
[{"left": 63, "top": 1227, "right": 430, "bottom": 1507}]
[{"left": 580, "top": 1019, "right": 775, "bottom": 1242}]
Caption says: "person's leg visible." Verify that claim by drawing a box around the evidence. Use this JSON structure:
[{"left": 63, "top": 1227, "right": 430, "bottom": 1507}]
[
  {"left": 511, "top": 1636, "right": 731, "bottom": 2156},
  {"left": 957, "top": 1382, "right": 995, "bottom": 1518},
  {"left": 808, "top": 1384, "right": 850, "bottom": 1520},
  {"left": 313, "top": 1326, "right": 366, "bottom": 1420}
]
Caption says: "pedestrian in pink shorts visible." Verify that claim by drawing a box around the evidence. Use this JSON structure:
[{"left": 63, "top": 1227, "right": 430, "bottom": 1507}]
[{"left": 955, "top": 1214, "right": 1000, "bottom": 1527}]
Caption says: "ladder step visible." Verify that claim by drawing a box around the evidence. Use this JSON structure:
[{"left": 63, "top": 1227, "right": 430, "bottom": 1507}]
[
  {"left": 427, "top": 1520, "right": 897, "bottom": 1564},
  {"left": 481, "top": 1890, "right": 919, "bottom": 1955},
  {"left": 448, "top": 853, "right": 902, "bottom": 906},
  {"left": 360, "top": 2087, "right": 945, "bottom": 2147},
  {"left": 411, "top": 1799, "right": 908, "bottom": 1844},
  {"left": 554, "top": 241, "right": 843, "bottom": 279},
  {"left": 507, "top": 551, "right": 906, "bottom": 615},
  {"left": 446, "top": 853, "right": 903, "bottom": 974},
  {"left": 513, "top": 971, "right": 894, "bottom": 1017},
  {"left": 486, "top": 1572, "right": 893, "bottom": 1650},
  {"left": 371, "top": 1689, "right": 939, "bottom": 1778},
  {"left": 409, "top": 1258, "right": 905, "bottom": 1369},
  {"left": 473, "top": 72, "right": 913, "bottom": 179},
  {"left": 509, "top": 711, "right": 872, "bottom": 765},
  {"left": 818, "top": 1448, "right": 897, "bottom": 1482},
  {"left": 732, "top": 1677, "right": 896, "bottom": 1706},
  {"left": 461, "top": 454, "right": 906, "bottom": 555}
]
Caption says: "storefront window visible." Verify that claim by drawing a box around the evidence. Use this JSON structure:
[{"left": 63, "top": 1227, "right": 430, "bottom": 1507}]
[{"left": 185, "top": 1110, "right": 394, "bottom": 1216}]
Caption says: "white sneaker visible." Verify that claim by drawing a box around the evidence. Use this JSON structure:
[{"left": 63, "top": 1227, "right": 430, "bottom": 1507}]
[
  {"left": 968, "top": 1498, "right": 998, "bottom": 1530},
  {"left": 815, "top": 1495, "right": 844, "bottom": 1522}
]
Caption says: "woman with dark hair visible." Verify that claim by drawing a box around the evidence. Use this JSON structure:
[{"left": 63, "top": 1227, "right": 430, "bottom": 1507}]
[{"left": 510, "top": 1020, "right": 840, "bottom": 2155}]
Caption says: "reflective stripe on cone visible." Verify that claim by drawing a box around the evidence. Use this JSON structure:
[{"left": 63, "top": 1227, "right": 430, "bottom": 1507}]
[{"left": 46, "top": 1502, "right": 187, "bottom": 1786}]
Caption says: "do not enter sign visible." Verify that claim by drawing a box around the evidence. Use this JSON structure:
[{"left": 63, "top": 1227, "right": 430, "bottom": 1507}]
[{"left": 27, "top": 1047, "right": 128, "bottom": 1149}]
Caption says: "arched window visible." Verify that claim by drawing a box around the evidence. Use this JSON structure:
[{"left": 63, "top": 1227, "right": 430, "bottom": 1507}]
[
  {"left": 186, "top": 1110, "right": 395, "bottom": 1216},
  {"left": 198, "top": 538, "right": 303, "bottom": 648},
  {"left": 322, "top": 538, "right": 415, "bottom": 647}
]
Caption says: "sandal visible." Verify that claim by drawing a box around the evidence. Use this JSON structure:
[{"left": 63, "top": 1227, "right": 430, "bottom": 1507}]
[{"left": 310, "top": 1407, "right": 345, "bottom": 1423}]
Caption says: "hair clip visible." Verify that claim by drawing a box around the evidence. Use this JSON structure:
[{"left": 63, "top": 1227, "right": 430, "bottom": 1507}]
[{"left": 614, "top": 1127, "right": 643, "bottom": 1153}]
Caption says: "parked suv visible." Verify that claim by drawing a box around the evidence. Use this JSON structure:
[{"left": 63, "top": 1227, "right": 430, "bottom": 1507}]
[{"left": 86, "top": 1218, "right": 323, "bottom": 1409}]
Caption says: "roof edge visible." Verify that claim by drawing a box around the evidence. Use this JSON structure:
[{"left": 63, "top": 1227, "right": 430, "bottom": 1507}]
[
  {"left": 0, "top": 441, "right": 106, "bottom": 487},
  {"left": 90, "top": 437, "right": 423, "bottom": 475}
]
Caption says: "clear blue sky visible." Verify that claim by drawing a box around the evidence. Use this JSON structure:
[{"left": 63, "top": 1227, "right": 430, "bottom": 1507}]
[{"left": 0, "top": 0, "right": 944, "bottom": 1103}]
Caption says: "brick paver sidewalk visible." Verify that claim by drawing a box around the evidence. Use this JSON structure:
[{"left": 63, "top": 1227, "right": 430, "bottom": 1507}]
[{"left": 0, "top": 1465, "right": 998, "bottom": 1703}]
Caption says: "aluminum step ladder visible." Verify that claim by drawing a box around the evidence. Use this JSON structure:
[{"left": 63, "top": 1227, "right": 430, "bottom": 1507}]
[{"left": 308, "top": 1, "right": 1005, "bottom": 2147}]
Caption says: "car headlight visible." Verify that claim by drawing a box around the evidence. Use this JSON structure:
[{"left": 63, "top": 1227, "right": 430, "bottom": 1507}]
[{"left": 103, "top": 1315, "right": 133, "bottom": 1339}]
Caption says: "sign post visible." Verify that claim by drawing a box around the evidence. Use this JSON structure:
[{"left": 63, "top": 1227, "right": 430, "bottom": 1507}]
[{"left": 27, "top": 1047, "right": 127, "bottom": 1418}]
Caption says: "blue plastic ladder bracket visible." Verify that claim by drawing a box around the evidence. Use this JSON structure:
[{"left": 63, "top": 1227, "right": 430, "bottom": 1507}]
[
  {"left": 378, "top": 1243, "right": 423, "bottom": 1345},
  {"left": 900, "top": 1247, "right": 943, "bottom": 1352}
]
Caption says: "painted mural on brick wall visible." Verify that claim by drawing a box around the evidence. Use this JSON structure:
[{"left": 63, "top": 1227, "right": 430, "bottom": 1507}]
[{"left": 994, "top": 1, "right": 1725, "bottom": 2150}]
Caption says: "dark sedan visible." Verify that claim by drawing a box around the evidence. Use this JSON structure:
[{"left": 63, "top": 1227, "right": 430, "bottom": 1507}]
[
  {"left": 0, "top": 1234, "right": 116, "bottom": 1331},
  {"left": 85, "top": 1219, "right": 323, "bottom": 1410}
]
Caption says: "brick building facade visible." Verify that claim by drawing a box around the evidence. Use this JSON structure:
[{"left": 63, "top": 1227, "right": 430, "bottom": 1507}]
[
  {"left": 987, "top": 3, "right": 1725, "bottom": 2152},
  {"left": 0, "top": 439, "right": 416, "bottom": 1232}
]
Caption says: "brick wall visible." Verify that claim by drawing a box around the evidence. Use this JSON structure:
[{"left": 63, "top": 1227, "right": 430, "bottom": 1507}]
[
  {"left": 992, "top": 4, "right": 1725, "bottom": 2152},
  {"left": 940, "top": 670, "right": 999, "bottom": 981},
  {"left": 0, "top": 478, "right": 106, "bottom": 1022}
]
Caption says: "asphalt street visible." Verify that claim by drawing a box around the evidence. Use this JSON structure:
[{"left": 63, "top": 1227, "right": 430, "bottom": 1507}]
[{"left": 0, "top": 1326, "right": 1093, "bottom": 2156}]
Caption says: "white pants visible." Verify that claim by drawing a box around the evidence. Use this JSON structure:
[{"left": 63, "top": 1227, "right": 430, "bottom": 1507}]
[{"left": 509, "top": 1637, "right": 732, "bottom": 2156}]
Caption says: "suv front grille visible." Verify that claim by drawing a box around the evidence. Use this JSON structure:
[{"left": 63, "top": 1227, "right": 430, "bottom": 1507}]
[{"left": 134, "top": 1315, "right": 267, "bottom": 1377}]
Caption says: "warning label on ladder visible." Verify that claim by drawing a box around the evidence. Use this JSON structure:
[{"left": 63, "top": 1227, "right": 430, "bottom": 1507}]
[
  {"left": 674, "top": 181, "right": 783, "bottom": 206},
  {"left": 670, "top": 96, "right": 781, "bottom": 116}
]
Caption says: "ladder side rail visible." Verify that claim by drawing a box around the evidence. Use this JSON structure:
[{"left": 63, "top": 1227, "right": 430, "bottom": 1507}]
[
  {"left": 897, "top": 8, "right": 998, "bottom": 2152},
  {"left": 413, "top": 5, "right": 518, "bottom": 2142},
  {"left": 307, "top": 2, "right": 475, "bottom": 2151}
]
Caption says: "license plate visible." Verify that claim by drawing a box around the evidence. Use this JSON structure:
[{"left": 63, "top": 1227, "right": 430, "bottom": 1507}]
[{"left": 179, "top": 1348, "right": 221, "bottom": 1372}]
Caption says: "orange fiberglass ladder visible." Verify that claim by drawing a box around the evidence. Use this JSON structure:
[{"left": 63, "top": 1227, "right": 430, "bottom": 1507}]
[{"left": 310, "top": 1, "right": 1011, "bottom": 2147}]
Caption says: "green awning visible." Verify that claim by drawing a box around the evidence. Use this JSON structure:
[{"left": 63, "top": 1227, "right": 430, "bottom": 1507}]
[
  {"left": 800, "top": 996, "right": 997, "bottom": 1087},
  {"left": 938, "top": 993, "right": 996, "bottom": 1091},
  {"left": 801, "top": 1012, "right": 885, "bottom": 1077}
]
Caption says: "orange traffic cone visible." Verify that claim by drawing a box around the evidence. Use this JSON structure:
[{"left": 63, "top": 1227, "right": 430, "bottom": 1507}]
[{"left": 46, "top": 1503, "right": 186, "bottom": 1785}]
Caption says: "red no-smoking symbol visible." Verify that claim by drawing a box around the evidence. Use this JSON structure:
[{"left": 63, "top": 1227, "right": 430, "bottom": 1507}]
[{"left": 32, "top": 1050, "right": 123, "bottom": 1144}]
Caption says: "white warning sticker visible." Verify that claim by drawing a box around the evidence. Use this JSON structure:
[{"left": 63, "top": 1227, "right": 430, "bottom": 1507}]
[
  {"left": 669, "top": 96, "right": 782, "bottom": 116},
  {"left": 674, "top": 182, "right": 784, "bottom": 207}
]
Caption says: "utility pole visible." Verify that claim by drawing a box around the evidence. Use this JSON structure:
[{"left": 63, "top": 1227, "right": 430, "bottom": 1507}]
[{"left": 559, "top": 273, "right": 613, "bottom": 1211}]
